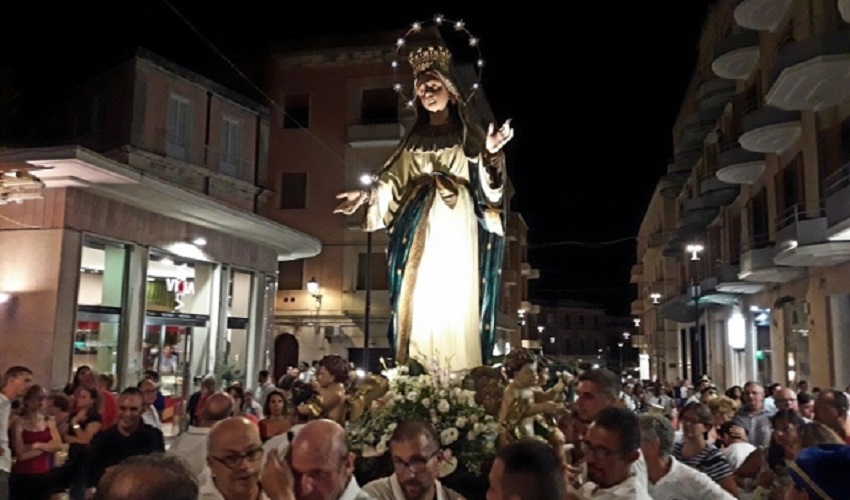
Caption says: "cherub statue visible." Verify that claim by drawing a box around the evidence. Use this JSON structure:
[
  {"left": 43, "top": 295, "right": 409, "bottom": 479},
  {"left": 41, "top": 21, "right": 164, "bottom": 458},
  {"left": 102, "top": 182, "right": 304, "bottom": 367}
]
[
  {"left": 297, "top": 355, "right": 349, "bottom": 424},
  {"left": 498, "top": 348, "right": 564, "bottom": 446}
]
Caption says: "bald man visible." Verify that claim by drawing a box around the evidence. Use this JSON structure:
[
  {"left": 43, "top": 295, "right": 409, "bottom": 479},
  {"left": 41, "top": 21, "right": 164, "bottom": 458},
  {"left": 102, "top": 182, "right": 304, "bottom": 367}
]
[
  {"left": 169, "top": 392, "right": 234, "bottom": 482},
  {"left": 202, "top": 416, "right": 268, "bottom": 500},
  {"left": 262, "top": 419, "right": 374, "bottom": 500}
]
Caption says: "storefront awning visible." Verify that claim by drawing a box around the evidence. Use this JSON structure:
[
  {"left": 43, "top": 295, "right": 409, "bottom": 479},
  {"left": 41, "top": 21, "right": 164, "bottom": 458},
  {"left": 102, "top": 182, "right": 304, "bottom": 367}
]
[
  {"left": 0, "top": 146, "right": 321, "bottom": 261},
  {"left": 657, "top": 291, "right": 739, "bottom": 323}
]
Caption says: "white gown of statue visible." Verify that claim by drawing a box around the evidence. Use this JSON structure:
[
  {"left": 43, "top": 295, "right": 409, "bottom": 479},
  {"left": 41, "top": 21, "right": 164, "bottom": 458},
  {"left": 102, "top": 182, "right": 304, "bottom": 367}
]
[{"left": 365, "top": 123, "right": 503, "bottom": 371}]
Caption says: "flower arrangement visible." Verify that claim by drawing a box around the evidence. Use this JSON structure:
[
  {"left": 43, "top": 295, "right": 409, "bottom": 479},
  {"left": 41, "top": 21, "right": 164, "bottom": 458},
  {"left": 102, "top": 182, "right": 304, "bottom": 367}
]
[{"left": 347, "top": 360, "right": 502, "bottom": 475}]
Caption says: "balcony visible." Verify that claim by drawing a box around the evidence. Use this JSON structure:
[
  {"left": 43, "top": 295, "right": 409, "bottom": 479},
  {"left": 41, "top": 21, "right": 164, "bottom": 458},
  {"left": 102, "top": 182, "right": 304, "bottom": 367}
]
[
  {"left": 673, "top": 146, "right": 702, "bottom": 173},
  {"left": 520, "top": 300, "right": 540, "bottom": 315},
  {"left": 696, "top": 77, "right": 736, "bottom": 114},
  {"left": 630, "top": 264, "right": 645, "bottom": 284},
  {"left": 712, "top": 30, "right": 760, "bottom": 80},
  {"left": 739, "top": 106, "right": 801, "bottom": 153},
  {"left": 681, "top": 110, "right": 719, "bottom": 146},
  {"left": 773, "top": 204, "right": 850, "bottom": 266},
  {"left": 631, "top": 299, "right": 645, "bottom": 316},
  {"left": 712, "top": 263, "right": 765, "bottom": 294},
  {"left": 739, "top": 237, "right": 803, "bottom": 282},
  {"left": 700, "top": 177, "right": 740, "bottom": 207},
  {"left": 501, "top": 269, "right": 518, "bottom": 287},
  {"left": 347, "top": 122, "right": 405, "bottom": 148},
  {"left": 766, "top": 33, "right": 850, "bottom": 111},
  {"left": 521, "top": 262, "right": 540, "bottom": 280},
  {"left": 826, "top": 163, "right": 850, "bottom": 240},
  {"left": 681, "top": 197, "right": 721, "bottom": 227},
  {"left": 716, "top": 145, "right": 766, "bottom": 184},
  {"left": 734, "top": 0, "right": 793, "bottom": 32},
  {"left": 659, "top": 160, "right": 691, "bottom": 198},
  {"left": 647, "top": 232, "right": 665, "bottom": 250}
]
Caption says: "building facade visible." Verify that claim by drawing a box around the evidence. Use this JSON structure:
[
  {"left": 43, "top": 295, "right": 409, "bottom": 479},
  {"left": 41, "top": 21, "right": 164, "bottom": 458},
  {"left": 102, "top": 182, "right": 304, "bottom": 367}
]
[
  {"left": 261, "top": 31, "right": 537, "bottom": 375},
  {"left": 0, "top": 50, "right": 320, "bottom": 426},
  {"left": 634, "top": 0, "right": 850, "bottom": 390}
]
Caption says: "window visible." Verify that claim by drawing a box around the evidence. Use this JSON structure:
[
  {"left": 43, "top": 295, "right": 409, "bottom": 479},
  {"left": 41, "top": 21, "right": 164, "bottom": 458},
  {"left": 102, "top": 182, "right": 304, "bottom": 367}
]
[
  {"left": 564, "top": 338, "right": 572, "bottom": 353},
  {"left": 219, "top": 117, "right": 243, "bottom": 178},
  {"left": 578, "top": 315, "right": 585, "bottom": 328},
  {"left": 283, "top": 94, "right": 309, "bottom": 129},
  {"left": 356, "top": 253, "right": 389, "bottom": 290},
  {"left": 280, "top": 173, "right": 307, "bottom": 209},
  {"left": 563, "top": 314, "right": 571, "bottom": 328},
  {"left": 277, "top": 260, "right": 304, "bottom": 290},
  {"left": 165, "top": 94, "right": 191, "bottom": 160},
  {"left": 593, "top": 339, "right": 600, "bottom": 352},
  {"left": 361, "top": 88, "right": 398, "bottom": 124},
  {"left": 546, "top": 313, "right": 554, "bottom": 325},
  {"left": 579, "top": 338, "right": 586, "bottom": 353},
  {"left": 593, "top": 316, "right": 600, "bottom": 329}
]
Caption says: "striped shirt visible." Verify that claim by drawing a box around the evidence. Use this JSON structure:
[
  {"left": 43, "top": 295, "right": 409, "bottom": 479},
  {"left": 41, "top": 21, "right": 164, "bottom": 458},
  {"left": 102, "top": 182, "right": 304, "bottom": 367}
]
[{"left": 673, "top": 442, "right": 734, "bottom": 485}]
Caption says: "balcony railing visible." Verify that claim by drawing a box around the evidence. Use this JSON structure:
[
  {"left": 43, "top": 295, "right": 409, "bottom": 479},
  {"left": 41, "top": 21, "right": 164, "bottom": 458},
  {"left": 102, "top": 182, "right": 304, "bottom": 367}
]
[
  {"left": 825, "top": 162, "right": 850, "bottom": 198},
  {"left": 775, "top": 202, "right": 825, "bottom": 232},
  {"left": 740, "top": 233, "right": 773, "bottom": 253}
]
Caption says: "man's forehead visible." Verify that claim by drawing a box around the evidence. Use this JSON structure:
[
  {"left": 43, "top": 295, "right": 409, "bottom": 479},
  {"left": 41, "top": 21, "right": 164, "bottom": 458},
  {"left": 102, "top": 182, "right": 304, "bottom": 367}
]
[{"left": 390, "top": 436, "right": 435, "bottom": 457}]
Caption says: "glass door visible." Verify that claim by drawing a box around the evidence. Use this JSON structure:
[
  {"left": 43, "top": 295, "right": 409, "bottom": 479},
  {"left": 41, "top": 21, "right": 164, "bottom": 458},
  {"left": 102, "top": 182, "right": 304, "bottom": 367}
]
[{"left": 143, "top": 315, "right": 207, "bottom": 437}]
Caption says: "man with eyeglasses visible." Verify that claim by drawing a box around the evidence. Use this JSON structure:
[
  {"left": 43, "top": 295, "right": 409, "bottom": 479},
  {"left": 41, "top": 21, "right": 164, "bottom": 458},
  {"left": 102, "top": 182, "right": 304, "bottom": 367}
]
[
  {"left": 362, "top": 420, "right": 462, "bottom": 500},
  {"left": 576, "top": 407, "right": 650, "bottom": 499},
  {"left": 261, "top": 419, "right": 374, "bottom": 500},
  {"left": 85, "top": 387, "right": 166, "bottom": 497},
  {"left": 138, "top": 378, "right": 162, "bottom": 430},
  {"left": 202, "top": 416, "right": 269, "bottom": 499}
]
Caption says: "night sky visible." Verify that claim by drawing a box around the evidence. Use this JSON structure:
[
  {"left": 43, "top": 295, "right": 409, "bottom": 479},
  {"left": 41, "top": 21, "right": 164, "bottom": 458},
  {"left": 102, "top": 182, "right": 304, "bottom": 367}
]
[{"left": 1, "top": 1, "right": 715, "bottom": 315}]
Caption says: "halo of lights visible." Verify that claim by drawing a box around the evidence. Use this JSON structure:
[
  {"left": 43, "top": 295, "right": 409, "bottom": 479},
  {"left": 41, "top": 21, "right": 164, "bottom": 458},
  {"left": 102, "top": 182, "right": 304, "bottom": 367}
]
[{"left": 392, "top": 13, "right": 485, "bottom": 108}]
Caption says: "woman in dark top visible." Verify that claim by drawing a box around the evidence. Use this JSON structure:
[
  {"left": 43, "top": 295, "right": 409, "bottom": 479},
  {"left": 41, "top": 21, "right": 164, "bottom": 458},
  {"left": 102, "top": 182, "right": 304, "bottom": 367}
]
[
  {"left": 63, "top": 365, "right": 91, "bottom": 396},
  {"left": 56, "top": 386, "right": 102, "bottom": 500}
]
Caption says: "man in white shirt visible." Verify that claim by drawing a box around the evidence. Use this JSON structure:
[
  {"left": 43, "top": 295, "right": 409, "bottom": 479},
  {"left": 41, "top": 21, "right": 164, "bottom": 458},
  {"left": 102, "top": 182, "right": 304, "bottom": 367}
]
[
  {"left": 261, "top": 419, "right": 374, "bottom": 500},
  {"left": 717, "top": 421, "right": 756, "bottom": 471},
  {"left": 577, "top": 407, "right": 650, "bottom": 499},
  {"left": 138, "top": 378, "right": 162, "bottom": 431},
  {"left": 363, "top": 421, "right": 463, "bottom": 500},
  {"left": 575, "top": 369, "right": 648, "bottom": 492},
  {"left": 169, "top": 392, "right": 234, "bottom": 483},
  {"left": 201, "top": 416, "right": 270, "bottom": 500},
  {"left": 638, "top": 413, "right": 735, "bottom": 499},
  {"left": 256, "top": 370, "right": 276, "bottom": 407},
  {"left": 0, "top": 366, "right": 33, "bottom": 500}
]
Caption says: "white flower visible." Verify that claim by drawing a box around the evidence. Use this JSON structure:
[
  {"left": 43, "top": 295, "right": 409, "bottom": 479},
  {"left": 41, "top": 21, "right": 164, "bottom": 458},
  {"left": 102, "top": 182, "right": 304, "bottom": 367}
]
[
  {"left": 469, "top": 414, "right": 479, "bottom": 424},
  {"left": 365, "top": 433, "right": 375, "bottom": 443},
  {"left": 387, "top": 423, "right": 397, "bottom": 432},
  {"left": 437, "top": 399, "right": 450, "bottom": 413},
  {"left": 421, "top": 398, "right": 431, "bottom": 408},
  {"left": 406, "top": 391, "right": 419, "bottom": 402},
  {"left": 467, "top": 431, "right": 476, "bottom": 441},
  {"left": 455, "top": 417, "right": 468, "bottom": 428},
  {"left": 375, "top": 439, "right": 388, "bottom": 454},
  {"left": 394, "top": 394, "right": 404, "bottom": 402},
  {"left": 440, "top": 427, "right": 460, "bottom": 446}
]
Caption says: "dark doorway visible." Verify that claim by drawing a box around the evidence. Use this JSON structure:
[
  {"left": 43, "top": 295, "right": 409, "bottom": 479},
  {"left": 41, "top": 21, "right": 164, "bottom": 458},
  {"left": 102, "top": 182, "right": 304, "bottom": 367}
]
[{"left": 273, "top": 333, "right": 299, "bottom": 383}]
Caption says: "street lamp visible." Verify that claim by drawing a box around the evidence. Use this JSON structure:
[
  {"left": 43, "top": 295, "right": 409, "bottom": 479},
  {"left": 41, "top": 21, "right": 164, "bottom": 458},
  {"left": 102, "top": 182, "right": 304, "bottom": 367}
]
[
  {"left": 633, "top": 318, "right": 640, "bottom": 327},
  {"left": 306, "top": 277, "right": 322, "bottom": 307},
  {"left": 617, "top": 341, "right": 624, "bottom": 376},
  {"left": 650, "top": 292, "right": 662, "bottom": 304},
  {"left": 687, "top": 243, "right": 704, "bottom": 382},
  {"left": 360, "top": 173, "right": 374, "bottom": 372}
]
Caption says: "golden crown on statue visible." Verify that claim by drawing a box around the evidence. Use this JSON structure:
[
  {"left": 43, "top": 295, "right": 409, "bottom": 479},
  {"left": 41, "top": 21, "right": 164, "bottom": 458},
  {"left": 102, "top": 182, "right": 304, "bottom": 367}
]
[{"left": 408, "top": 46, "right": 452, "bottom": 79}]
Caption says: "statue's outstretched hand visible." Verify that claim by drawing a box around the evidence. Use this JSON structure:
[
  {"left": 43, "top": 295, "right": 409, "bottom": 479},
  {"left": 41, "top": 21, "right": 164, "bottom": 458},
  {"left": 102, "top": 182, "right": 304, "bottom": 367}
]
[
  {"left": 486, "top": 119, "right": 514, "bottom": 153},
  {"left": 334, "top": 190, "right": 366, "bottom": 215}
]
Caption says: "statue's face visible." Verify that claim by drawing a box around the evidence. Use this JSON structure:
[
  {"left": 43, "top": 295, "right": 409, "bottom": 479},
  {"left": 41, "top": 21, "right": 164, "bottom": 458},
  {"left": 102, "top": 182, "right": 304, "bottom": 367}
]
[
  {"left": 416, "top": 72, "right": 452, "bottom": 113},
  {"left": 513, "top": 362, "right": 537, "bottom": 388}
]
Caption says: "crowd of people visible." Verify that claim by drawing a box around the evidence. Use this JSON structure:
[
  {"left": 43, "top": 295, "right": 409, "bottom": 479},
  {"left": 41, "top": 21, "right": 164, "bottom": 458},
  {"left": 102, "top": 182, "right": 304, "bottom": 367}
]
[{"left": 2, "top": 357, "right": 850, "bottom": 499}]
